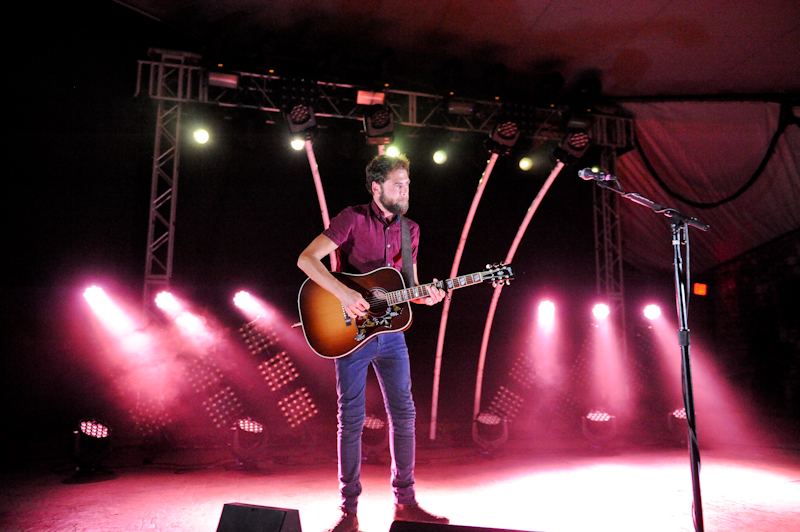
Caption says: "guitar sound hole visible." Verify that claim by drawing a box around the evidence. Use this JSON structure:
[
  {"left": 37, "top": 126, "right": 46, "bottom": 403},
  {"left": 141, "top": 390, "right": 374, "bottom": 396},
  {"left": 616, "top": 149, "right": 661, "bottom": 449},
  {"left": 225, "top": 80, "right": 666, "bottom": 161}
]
[{"left": 366, "top": 289, "right": 389, "bottom": 316}]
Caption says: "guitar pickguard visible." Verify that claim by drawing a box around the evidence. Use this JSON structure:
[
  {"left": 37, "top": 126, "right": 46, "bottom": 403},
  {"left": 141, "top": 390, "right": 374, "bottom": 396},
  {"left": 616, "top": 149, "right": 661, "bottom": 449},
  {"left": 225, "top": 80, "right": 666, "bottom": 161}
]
[{"left": 354, "top": 304, "right": 405, "bottom": 341}]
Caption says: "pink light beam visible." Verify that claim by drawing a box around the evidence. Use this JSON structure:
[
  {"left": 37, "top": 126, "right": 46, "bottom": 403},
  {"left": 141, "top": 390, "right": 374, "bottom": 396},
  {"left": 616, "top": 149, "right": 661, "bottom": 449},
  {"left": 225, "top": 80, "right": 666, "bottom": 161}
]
[{"left": 83, "top": 286, "right": 137, "bottom": 337}]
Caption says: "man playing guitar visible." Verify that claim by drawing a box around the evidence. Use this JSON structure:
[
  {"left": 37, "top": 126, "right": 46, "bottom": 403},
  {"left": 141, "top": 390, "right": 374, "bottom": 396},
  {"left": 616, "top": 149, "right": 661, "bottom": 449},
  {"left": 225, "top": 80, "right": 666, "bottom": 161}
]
[{"left": 297, "top": 153, "right": 449, "bottom": 532}]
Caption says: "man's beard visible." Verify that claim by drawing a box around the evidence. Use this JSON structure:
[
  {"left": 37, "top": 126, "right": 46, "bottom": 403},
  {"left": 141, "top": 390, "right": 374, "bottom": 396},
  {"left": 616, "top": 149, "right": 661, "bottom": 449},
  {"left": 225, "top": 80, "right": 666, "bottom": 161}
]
[{"left": 379, "top": 191, "right": 409, "bottom": 216}]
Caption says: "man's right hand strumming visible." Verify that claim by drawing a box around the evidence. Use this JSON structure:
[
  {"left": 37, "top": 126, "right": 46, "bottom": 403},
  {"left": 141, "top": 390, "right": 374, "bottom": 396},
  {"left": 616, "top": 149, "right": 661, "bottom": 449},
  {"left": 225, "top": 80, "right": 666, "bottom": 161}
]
[
  {"left": 339, "top": 288, "right": 370, "bottom": 319},
  {"left": 298, "top": 233, "right": 371, "bottom": 320}
]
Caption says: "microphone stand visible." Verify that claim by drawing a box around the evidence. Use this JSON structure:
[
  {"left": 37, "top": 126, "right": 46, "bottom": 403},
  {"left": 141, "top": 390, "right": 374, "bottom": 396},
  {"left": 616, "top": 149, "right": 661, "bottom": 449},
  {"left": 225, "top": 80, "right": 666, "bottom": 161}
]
[{"left": 590, "top": 177, "right": 709, "bottom": 532}]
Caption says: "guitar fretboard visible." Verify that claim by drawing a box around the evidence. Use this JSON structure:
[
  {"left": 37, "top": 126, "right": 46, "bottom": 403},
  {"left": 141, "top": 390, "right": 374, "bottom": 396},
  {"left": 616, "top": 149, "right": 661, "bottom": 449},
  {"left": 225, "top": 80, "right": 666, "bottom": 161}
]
[{"left": 386, "top": 272, "right": 485, "bottom": 305}]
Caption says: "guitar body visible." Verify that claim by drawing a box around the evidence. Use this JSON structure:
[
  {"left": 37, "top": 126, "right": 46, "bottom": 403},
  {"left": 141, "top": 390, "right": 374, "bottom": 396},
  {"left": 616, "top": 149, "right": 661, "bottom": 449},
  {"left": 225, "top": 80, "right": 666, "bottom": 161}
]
[
  {"left": 297, "top": 262, "right": 513, "bottom": 359},
  {"left": 297, "top": 267, "right": 413, "bottom": 359}
]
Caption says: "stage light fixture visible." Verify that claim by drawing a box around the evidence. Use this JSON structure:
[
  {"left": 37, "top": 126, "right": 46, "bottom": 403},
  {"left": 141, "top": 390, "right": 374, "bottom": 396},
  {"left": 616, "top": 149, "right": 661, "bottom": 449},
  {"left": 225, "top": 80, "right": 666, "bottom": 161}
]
[
  {"left": 233, "top": 291, "right": 275, "bottom": 321},
  {"left": 385, "top": 145, "right": 401, "bottom": 157},
  {"left": 560, "top": 116, "right": 593, "bottom": 160},
  {"left": 472, "top": 412, "right": 508, "bottom": 454},
  {"left": 486, "top": 120, "right": 520, "bottom": 156},
  {"left": 447, "top": 100, "right": 475, "bottom": 116},
  {"left": 233, "top": 291, "right": 256, "bottom": 312},
  {"left": 519, "top": 157, "right": 533, "bottom": 171},
  {"left": 538, "top": 300, "right": 556, "bottom": 329},
  {"left": 592, "top": 303, "right": 610, "bottom": 320},
  {"left": 362, "top": 415, "right": 389, "bottom": 461},
  {"left": 581, "top": 408, "right": 617, "bottom": 446},
  {"left": 364, "top": 104, "right": 394, "bottom": 145},
  {"left": 73, "top": 418, "right": 113, "bottom": 475},
  {"left": 667, "top": 408, "right": 689, "bottom": 446},
  {"left": 231, "top": 417, "right": 268, "bottom": 470},
  {"left": 433, "top": 150, "right": 447, "bottom": 164},
  {"left": 493, "top": 121, "right": 520, "bottom": 145},
  {"left": 193, "top": 129, "right": 210, "bottom": 144},
  {"left": 356, "top": 90, "right": 385, "bottom": 105},
  {"left": 643, "top": 304, "right": 661, "bottom": 320},
  {"left": 83, "top": 285, "right": 137, "bottom": 337},
  {"left": 155, "top": 291, "right": 181, "bottom": 316},
  {"left": 563, "top": 131, "right": 590, "bottom": 158},
  {"left": 286, "top": 103, "right": 316, "bottom": 137},
  {"left": 83, "top": 285, "right": 105, "bottom": 306},
  {"left": 290, "top": 138, "right": 305, "bottom": 151},
  {"left": 208, "top": 72, "right": 239, "bottom": 89}
]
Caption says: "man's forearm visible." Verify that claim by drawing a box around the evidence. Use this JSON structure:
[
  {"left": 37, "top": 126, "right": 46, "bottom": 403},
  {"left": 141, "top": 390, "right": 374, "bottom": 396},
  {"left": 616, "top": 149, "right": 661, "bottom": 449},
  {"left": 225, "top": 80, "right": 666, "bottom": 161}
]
[{"left": 297, "top": 254, "right": 347, "bottom": 299}]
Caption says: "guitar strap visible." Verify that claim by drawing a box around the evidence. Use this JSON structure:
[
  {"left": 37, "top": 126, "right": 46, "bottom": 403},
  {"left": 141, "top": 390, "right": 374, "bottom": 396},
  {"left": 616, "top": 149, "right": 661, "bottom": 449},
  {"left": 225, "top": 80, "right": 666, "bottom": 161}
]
[{"left": 400, "top": 216, "right": 415, "bottom": 288}]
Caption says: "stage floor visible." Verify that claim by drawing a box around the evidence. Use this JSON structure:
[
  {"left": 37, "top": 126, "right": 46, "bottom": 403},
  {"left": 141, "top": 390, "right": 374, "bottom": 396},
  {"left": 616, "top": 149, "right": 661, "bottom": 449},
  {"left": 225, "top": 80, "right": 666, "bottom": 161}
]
[{"left": 2, "top": 437, "right": 799, "bottom": 532}]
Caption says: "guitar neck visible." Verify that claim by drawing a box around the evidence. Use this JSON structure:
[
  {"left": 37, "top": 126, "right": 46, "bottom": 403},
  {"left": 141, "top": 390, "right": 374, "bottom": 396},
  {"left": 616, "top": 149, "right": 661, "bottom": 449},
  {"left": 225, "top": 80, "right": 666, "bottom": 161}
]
[{"left": 385, "top": 271, "right": 485, "bottom": 305}]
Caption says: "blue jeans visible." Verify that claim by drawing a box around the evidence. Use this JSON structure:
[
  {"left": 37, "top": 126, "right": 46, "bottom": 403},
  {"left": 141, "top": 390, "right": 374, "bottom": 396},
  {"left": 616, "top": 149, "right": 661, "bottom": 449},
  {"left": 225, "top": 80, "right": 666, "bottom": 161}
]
[{"left": 335, "top": 332, "right": 417, "bottom": 514}]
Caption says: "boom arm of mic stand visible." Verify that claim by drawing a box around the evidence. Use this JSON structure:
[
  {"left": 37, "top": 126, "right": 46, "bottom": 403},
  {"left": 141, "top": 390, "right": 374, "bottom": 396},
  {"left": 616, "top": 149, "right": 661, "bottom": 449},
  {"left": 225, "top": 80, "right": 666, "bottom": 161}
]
[
  {"left": 595, "top": 181, "right": 710, "bottom": 231},
  {"left": 622, "top": 193, "right": 709, "bottom": 231}
]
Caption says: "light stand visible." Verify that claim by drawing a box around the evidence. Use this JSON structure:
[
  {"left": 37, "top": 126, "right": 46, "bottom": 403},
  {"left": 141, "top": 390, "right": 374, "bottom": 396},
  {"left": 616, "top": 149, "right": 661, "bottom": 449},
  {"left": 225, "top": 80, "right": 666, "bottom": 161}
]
[{"left": 584, "top": 170, "right": 709, "bottom": 532}]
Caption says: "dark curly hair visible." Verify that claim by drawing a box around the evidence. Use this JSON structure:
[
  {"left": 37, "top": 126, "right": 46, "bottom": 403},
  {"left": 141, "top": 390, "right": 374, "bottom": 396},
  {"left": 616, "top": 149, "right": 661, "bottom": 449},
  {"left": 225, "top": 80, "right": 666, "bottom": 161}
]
[{"left": 365, "top": 153, "right": 410, "bottom": 194}]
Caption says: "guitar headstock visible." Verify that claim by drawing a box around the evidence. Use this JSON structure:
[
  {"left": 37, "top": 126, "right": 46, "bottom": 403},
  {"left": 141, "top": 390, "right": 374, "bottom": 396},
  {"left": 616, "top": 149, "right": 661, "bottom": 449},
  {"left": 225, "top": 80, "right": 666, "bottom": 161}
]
[{"left": 482, "top": 263, "right": 514, "bottom": 286}]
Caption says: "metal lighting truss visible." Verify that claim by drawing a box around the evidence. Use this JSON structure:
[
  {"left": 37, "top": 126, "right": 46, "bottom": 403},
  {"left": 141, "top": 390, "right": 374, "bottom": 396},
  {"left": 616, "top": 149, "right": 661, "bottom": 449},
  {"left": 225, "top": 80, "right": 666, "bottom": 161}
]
[
  {"left": 138, "top": 50, "right": 202, "bottom": 316},
  {"left": 594, "top": 147, "right": 627, "bottom": 344},
  {"left": 135, "top": 49, "right": 634, "bottom": 309},
  {"left": 136, "top": 50, "right": 634, "bottom": 140}
]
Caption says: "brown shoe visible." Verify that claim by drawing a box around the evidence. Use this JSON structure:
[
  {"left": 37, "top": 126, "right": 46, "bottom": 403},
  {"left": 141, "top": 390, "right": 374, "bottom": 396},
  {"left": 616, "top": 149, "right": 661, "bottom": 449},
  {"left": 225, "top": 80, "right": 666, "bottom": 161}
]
[
  {"left": 394, "top": 504, "right": 449, "bottom": 524},
  {"left": 323, "top": 510, "right": 358, "bottom": 532}
]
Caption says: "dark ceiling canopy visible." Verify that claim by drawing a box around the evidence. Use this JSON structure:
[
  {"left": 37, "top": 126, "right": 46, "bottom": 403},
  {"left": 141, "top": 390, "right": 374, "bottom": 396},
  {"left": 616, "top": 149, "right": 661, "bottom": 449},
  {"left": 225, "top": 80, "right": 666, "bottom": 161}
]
[{"left": 117, "top": 0, "right": 800, "bottom": 100}]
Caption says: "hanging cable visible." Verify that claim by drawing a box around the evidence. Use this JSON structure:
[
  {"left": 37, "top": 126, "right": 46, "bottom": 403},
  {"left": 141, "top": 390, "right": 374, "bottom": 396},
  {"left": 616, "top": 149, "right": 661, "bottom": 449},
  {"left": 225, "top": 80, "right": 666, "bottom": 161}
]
[{"left": 635, "top": 102, "right": 795, "bottom": 209}]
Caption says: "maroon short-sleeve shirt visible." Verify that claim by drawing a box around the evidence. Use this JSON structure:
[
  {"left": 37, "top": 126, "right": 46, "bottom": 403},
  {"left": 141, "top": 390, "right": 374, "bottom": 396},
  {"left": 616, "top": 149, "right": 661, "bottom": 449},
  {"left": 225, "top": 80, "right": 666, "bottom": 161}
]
[{"left": 323, "top": 201, "right": 419, "bottom": 274}]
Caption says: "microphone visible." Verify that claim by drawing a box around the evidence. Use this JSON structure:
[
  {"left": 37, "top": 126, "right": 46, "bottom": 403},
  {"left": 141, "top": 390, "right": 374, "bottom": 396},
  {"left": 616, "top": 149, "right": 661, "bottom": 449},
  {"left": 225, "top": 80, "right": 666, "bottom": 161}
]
[{"left": 578, "top": 168, "right": 617, "bottom": 181}]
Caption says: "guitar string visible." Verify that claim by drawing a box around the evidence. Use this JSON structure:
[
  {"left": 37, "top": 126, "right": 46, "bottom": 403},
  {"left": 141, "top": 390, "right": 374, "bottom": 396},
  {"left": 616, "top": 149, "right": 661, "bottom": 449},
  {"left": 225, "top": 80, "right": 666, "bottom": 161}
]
[
  {"left": 347, "top": 273, "right": 508, "bottom": 314},
  {"left": 362, "top": 284, "right": 434, "bottom": 305},
  {"left": 357, "top": 272, "right": 509, "bottom": 306},
  {"left": 364, "top": 279, "right": 481, "bottom": 302},
  {"left": 363, "top": 289, "right": 430, "bottom": 304},
  {"left": 361, "top": 279, "right": 482, "bottom": 305}
]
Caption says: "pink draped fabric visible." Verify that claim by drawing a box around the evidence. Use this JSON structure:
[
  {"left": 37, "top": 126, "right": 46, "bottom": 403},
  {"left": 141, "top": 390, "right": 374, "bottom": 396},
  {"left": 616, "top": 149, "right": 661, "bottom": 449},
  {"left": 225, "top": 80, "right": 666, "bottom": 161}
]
[{"left": 617, "top": 102, "right": 800, "bottom": 273}]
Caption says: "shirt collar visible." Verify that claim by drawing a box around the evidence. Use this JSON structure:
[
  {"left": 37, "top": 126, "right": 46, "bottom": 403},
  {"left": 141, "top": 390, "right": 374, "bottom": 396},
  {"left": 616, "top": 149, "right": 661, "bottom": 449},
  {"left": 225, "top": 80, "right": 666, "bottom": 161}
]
[{"left": 370, "top": 200, "right": 400, "bottom": 227}]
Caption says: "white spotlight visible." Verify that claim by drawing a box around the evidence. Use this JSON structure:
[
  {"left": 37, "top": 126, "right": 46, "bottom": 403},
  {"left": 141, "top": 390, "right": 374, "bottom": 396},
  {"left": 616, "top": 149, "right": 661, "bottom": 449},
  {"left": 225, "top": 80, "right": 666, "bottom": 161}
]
[
  {"left": 193, "top": 129, "right": 210, "bottom": 144},
  {"left": 433, "top": 150, "right": 447, "bottom": 164},
  {"left": 644, "top": 304, "right": 661, "bottom": 320},
  {"left": 519, "top": 157, "right": 533, "bottom": 171},
  {"left": 538, "top": 300, "right": 555, "bottom": 330},
  {"left": 290, "top": 138, "right": 305, "bottom": 151},
  {"left": 592, "top": 303, "right": 610, "bottom": 320},
  {"left": 155, "top": 291, "right": 182, "bottom": 317},
  {"left": 385, "top": 146, "right": 400, "bottom": 157}
]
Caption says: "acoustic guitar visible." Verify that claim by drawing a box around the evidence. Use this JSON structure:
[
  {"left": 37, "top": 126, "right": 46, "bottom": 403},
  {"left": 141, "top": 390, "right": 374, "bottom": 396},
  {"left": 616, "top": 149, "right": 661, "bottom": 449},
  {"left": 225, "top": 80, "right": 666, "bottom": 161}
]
[{"left": 297, "top": 264, "right": 514, "bottom": 358}]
